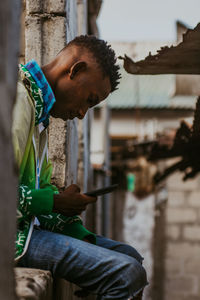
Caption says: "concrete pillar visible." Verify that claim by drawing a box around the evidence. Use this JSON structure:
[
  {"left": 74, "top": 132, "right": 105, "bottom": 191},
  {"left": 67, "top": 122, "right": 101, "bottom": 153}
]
[
  {"left": 0, "top": 0, "right": 20, "bottom": 299},
  {"left": 76, "top": 0, "right": 89, "bottom": 194},
  {"left": 65, "top": 0, "right": 79, "bottom": 187}
]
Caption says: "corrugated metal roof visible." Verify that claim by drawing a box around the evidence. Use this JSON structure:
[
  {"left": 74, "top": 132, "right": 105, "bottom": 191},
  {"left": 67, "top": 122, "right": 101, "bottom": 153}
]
[
  {"left": 97, "top": 67, "right": 196, "bottom": 110},
  {"left": 169, "top": 95, "right": 197, "bottom": 109}
]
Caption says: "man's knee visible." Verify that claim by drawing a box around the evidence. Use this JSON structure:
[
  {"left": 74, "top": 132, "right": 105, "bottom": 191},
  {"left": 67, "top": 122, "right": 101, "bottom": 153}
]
[
  {"left": 116, "top": 243, "right": 144, "bottom": 263},
  {"left": 121, "top": 257, "right": 147, "bottom": 297}
]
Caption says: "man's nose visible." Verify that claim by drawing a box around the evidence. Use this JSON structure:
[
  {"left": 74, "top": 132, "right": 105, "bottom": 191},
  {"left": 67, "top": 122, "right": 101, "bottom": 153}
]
[{"left": 78, "top": 108, "right": 87, "bottom": 119}]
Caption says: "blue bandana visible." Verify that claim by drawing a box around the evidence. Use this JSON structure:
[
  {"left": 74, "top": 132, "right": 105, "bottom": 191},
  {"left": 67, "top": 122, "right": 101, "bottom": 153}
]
[{"left": 25, "top": 60, "right": 56, "bottom": 126}]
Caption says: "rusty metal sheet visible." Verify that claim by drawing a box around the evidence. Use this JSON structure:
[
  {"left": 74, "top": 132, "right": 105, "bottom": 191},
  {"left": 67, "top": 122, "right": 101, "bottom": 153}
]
[
  {"left": 119, "top": 23, "right": 200, "bottom": 75},
  {"left": 175, "top": 22, "right": 200, "bottom": 95}
]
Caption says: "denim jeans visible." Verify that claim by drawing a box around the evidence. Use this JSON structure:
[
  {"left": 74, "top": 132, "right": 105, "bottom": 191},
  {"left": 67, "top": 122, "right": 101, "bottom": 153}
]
[{"left": 18, "top": 228, "right": 148, "bottom": 299}]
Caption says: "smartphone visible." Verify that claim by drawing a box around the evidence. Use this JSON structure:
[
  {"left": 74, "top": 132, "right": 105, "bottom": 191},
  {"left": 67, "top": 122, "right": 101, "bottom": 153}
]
[{"left": 84, "top": 184, "right": 118, "bottom": 197}]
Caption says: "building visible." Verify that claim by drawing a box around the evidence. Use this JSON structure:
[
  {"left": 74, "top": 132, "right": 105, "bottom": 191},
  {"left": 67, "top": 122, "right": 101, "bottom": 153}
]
[{"left": 92, "top": 35, "right": 200, "bottom": 299}]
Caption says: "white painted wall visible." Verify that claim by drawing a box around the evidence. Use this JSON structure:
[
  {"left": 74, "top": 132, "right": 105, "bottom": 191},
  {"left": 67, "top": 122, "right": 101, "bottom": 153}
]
[{"left": 123, "top": 192, "right": 155, "bottom": 300}]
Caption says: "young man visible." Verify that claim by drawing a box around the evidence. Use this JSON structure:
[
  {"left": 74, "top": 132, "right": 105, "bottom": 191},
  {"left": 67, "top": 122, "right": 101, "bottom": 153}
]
[{"left": 13, "top": 35, "right": 147, "bottom": 299}]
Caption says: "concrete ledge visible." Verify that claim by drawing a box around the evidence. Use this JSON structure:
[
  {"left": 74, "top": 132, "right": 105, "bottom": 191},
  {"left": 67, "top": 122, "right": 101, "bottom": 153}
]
[
  {"left": 15, "top": 268, "right": 96, "bottom": 300},
  {"left": 15, "top": 268, "right": 53, "bottom": 300}
]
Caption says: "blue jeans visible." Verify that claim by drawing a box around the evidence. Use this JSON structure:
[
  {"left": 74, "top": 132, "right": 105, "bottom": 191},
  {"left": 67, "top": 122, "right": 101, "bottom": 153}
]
[{"left": 18, "top": 228, "right": 148, "bottom": 299}]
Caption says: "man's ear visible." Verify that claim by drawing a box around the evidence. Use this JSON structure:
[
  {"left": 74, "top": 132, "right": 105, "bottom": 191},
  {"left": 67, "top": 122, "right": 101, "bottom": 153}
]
[{"left": 69, "top": 61, "right": 87, "bottom": 79}]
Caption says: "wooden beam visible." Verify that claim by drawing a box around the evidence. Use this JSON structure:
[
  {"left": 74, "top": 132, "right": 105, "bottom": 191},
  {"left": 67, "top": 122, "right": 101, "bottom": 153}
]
[{"left": 119, "top": 23, "right": 200, "bottom": 75}]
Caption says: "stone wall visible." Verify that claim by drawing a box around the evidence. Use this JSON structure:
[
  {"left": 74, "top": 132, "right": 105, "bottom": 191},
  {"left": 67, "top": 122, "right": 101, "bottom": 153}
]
[{"left": 164, "top": 170, "right": 200, "bottom": 300}]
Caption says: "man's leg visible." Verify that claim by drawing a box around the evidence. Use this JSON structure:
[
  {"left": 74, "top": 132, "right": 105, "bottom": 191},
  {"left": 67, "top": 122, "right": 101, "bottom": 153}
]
[
  {"left": 18, "top": 228, "right": 147, "bottom": 300},
  {"left": 95, "top": 235, "right": 146, "bottom": 300},
  {"left": 96, "top": 235, "right": 144, "bottom": 263}
]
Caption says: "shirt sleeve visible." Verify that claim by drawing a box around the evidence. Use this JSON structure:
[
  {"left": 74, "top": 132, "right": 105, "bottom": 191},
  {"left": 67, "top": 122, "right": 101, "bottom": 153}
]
[
  {"left": 38, "top": 212, "right": 96, "bottom": 244},
  {"left": 18, "top": 185, "right": 55, "bottom": 219},
  {"left": 12, "top": 82, "right": 35, "bottom": 169}
]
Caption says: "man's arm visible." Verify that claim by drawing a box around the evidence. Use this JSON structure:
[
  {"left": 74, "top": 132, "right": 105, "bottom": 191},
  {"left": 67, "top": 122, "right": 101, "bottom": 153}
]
[
  {"left": 18, "top": 184, "right": 96, "bottom": 219},
  {"left": 40, "top": 155, "right": 97, "bottom": 217}
]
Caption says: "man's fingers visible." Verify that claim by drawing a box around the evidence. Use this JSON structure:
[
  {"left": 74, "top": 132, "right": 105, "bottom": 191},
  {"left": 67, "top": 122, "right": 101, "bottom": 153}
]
[{"left": 67, "top": 184, "right": 81, "bottom": 193}]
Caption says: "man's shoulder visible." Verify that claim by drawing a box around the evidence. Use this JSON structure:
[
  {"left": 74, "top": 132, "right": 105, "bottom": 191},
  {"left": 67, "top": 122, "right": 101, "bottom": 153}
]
[
  {"left": 13, "top": 77, "right": 36, "bottom": 131},
  {"left": 17, "top": 80, "right": 27, "bottom": 98},
  {"left": 12, "top": 78, "right": 36, "bottom": 168}
]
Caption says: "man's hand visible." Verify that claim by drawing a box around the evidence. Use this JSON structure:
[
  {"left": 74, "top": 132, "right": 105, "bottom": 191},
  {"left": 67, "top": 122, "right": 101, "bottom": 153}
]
[{"left": 53, "top": 184, "right": 96, "bottom": 216}]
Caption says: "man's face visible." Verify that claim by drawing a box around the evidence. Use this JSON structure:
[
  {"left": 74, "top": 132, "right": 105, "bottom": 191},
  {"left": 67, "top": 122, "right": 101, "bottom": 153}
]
[{"left": 50, "top": 56, "right": 111, "bottom": 121}]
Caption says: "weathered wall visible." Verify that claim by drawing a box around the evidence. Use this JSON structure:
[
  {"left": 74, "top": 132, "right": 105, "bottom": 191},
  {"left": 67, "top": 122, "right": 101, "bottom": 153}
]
[
  {"left": 23, "top": 0, "right": 90, "bottom": 189},
  {"left": 123, "top": 192, "right": 155, "bottom": 300},
  {"left": 164, "top": 170, "right": 200, "bottom": 300},
  {"left": 0, "top": 0, "right": 20, "bottom": 299},
  {"left": 23, "top": 0, "right": 68, "bottom": 188}
]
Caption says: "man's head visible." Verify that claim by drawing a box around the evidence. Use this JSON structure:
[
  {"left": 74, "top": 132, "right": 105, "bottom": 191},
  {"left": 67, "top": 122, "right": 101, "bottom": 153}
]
[{"left": 42, "top": 35, "right": 120, "bottom": 121}]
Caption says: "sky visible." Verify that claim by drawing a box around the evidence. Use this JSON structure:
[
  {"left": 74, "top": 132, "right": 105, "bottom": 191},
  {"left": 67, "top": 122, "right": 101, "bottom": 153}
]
[{"left": 97, "top": 0, "right": 200, "bottom": 42}]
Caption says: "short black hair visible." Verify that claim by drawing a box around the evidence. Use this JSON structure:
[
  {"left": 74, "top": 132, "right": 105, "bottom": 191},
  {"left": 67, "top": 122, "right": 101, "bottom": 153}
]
[{"left": 67, "top": 35, "right": 121, "bottom": 92}]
